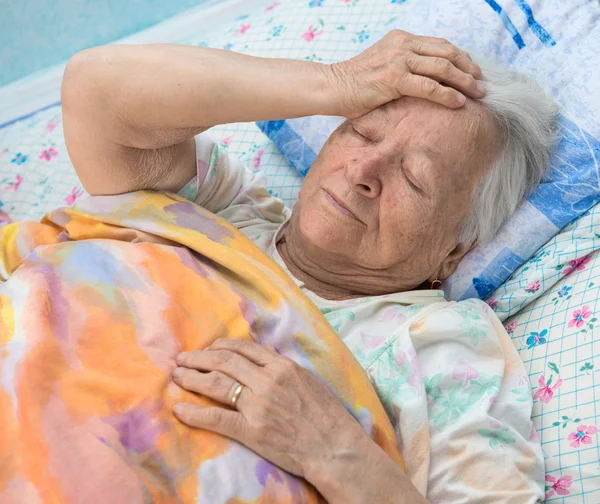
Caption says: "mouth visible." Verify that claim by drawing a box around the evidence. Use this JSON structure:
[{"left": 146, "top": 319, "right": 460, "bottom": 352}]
[{"left": 323, "top": 189, "right": 361, "bottom": 222}]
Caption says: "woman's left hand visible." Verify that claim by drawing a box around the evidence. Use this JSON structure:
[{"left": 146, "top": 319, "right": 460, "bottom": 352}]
[{"left": 171, "top": 338, "right": 369, "bottom": 480}]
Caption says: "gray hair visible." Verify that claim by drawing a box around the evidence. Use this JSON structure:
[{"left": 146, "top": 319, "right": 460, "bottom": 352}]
[{"left": 459, "top": 61, "right": 560, "bottom": 245}]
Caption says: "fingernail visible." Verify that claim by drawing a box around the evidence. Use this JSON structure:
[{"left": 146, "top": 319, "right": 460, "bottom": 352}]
[
  {"left": 173, "top": 367, "right": 183, "bottom": 379},
  {"left": 173, "top": 403, "right": 184, "bottom": 416},
  {"left": 476, "top": 82, "right": 486, "bottom": 95},
  {"left": 176, "top": 352, "right": 188, "bottom": 364},
  {"left": 457, "top": 93, "right": 466, "bottom": 105}
]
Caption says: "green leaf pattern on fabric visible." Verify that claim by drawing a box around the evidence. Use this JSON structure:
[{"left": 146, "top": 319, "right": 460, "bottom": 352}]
[{"left": 478, "top": 424, "right": 517, "bottom": 450}]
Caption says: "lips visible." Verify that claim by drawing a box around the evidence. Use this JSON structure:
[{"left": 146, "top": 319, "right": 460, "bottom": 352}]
[{"left": 324, "top": 190, "right": 360, "bottom": 221}]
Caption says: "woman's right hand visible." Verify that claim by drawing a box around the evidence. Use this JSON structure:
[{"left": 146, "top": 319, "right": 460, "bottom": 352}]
[{"left": 328, "top": 29, "right": 485, "bottom": 118}]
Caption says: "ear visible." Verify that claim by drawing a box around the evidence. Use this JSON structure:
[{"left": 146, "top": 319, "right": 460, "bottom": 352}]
[{"left": 430, "top": 241, "right": 477, "bottom": 282}]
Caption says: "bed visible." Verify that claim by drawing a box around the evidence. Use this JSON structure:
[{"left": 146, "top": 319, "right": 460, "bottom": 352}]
[{"left": 0, "top": 0, "right": 598, "bottom": 502}]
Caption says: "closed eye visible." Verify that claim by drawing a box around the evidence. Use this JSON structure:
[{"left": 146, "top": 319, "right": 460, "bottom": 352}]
[
  {"left": 401, "top": 158, "right": 424, "bottom": 194},
  {"left": 352, "top": 127, "right": 373, "bottom": 142}
]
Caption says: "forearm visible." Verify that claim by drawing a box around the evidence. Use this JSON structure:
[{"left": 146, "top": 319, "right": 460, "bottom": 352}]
[
  {"left": 306, "top": 437, "right": 429, "bottom": 504},
  {"left": 63, "top": 44, "right": 338, "bottom": 149}
]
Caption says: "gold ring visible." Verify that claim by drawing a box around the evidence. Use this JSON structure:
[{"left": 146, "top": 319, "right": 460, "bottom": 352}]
[{"left": 231, "top": 384, "right": 244, "bottom": 409}]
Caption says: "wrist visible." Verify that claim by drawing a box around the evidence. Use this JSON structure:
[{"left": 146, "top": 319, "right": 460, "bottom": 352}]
[
  {"left": 304, "top": 443, "right": 364, "bottom": 503},
  {"left": 302, "top": 435, "right": 376, "bottom": 503},
  {"left": 304, "top": 436, "right": 427, "bottom": 504},
  {"left": 318, "top": 61, "right": 351, "bottom": 117}
]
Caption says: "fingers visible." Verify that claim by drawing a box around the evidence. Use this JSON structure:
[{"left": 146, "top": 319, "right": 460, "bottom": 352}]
[
  {"left": 412, "top": 36, "right": 472, "bottom": 57},
  {"left": 399, "top": 74, "right": 467, "bottom": 109},
  {"left": 174, "top": 402, "right": 243, "bottom": 438},
  {"left": 411, "top": 40, "right": 482, "bottom": 80},
  {"left": 176, "top": 346, "right": 265, "bottom": 387},
  {"left": 173, "top": 367, "right": 248, "bottom": 407},
  {"left": 209, "top": 338, "right": 279, "bottom": 366},
  {"left": 406, "top": 54, "right": 484, "bottom": 100}
]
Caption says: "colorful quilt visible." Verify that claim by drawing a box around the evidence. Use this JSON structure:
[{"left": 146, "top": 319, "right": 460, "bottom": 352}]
[{"left": 0, "top": 191, "right": 403, "bottom": 503}]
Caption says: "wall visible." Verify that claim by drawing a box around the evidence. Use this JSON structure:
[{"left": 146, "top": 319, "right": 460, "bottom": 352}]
[{"left": 0, "top": 0, "right": 206, "bottom": 86}]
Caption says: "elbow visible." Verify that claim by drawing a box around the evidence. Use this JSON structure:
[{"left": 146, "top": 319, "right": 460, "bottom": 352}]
[{"left": 61, "top": 47, "right": 111, "bottom": 110}]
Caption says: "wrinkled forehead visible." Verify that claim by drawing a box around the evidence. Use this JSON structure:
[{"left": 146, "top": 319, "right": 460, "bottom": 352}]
[{"left": 367, "top": 97, "right": 502, "bottom": 173}]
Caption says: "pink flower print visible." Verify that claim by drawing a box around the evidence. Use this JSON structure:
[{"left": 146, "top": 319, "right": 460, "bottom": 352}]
[
  {"left": 360, "top": 331, "right": 386, "bottom": 349},
  {"left": 486, "top": 297, "right": 498, "bottom": 309},
  {"left": 264, "top": 1, "right": 280, "bottom": 12},
  {"left": 4, "top": 174, "right": 23, "bottom": 191},
  {"left": 563, "top": 254, "right": 591, "bottom": 277},
  {"left": 220, "top": 136, "right": 232, "bottom": 146},
  {"left": 568, "top": 425, "right": 597, "bottom": 448},
  {"left": 253, "top": 148, "right": 264, "bottom": 169},
  {"left": 545, "top": 475, "right": 572, "bottom": 499},
  {"left": 529, "top": 426, "right": 539, "bottom": 443},
  {"left": 47, "top": 119, "right": 61, "bottom": 132},
  {"left": 405, "top": 350, "right": 422, "bottom": 392},
  {"left": 39, "top": 147, "right": 58, "bottom": 161},
  {"left": 236, "top": 24, "right": 251, "bottom": 35},
  {"left": 452, "top": 359, "right": 479, "bottom": 387},
  {"left": 64, "top": 186, "right": 84, "bottom": 206},
  {"left": 13, "top": 175, "right": 23, "bottom": 190},
  {"left": 505, "top": 320, "right": 518, "bottom": 334},
  {"left": 393, "top": 350, "right": 421, "bottom": 393},
  {"left": 0, "top": 148, "right": 8, "bottom": 157},
  {"left": 378, "top": 306, "right": 408, "bottom": 324},
  {"left": 568, "top": 305, "right": 592, "bottom": 329},
  {"left": 533, "top": 375, "right": 562, "bottom": 404},
  {"left": 524, "top": 279, "right": 541, "bottom": 293},
  {"left": 394, "top": 350, "right": 407, "bottom": 367},
  {"left": 301, "top": 25, "right": 323, "bottom": 42}
]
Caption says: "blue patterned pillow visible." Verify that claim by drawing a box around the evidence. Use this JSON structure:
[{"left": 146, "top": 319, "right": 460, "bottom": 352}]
[{"left": 258, "top": 0, "right": 600, "bottom": 301}]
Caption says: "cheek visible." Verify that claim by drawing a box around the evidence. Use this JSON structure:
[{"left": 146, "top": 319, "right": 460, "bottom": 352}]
[
  {"left": 295, "top": 194, "right": 360, "bottom": 252},
  {"left": 375, "top": 193, "right": 434, "bottom": 259},
  {"left": 306, "top": 133, "right": 355, "bottom": 179}
]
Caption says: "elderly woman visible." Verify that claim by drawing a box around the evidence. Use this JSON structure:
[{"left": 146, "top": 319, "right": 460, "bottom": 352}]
[{"left": 5, "top": 32, "right": 557, "bottom": 503}]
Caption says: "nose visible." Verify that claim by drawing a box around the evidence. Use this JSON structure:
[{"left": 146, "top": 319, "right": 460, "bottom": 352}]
[{"left": 346, "top": 151, "right": 385, "bottom": 198}]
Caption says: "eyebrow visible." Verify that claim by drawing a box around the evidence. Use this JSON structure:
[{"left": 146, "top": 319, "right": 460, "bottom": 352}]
[
  {"left": 356, "top": 106, "right": 389, "bottom": 137},
  {"left": 421, "top": 145, "right": 439, "bottom": 160}
]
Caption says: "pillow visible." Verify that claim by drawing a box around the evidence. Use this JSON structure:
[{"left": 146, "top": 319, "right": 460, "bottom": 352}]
[
  {"left": 501, "top": 238, "right": 600, "bottom": 502},
  {"left": 0, "top": 103, "right": 304, "bottom": 221},
  {"left": 488, "top": 203, "right": 600, "bottom": 322},
  {"left": 257, "top": 0, "right": 600, "bottom": 301}
]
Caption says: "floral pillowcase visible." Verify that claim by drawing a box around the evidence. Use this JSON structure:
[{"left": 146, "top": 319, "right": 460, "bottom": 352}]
[{"left": 489, "top": 204, "right": 600, "bottom": 502}]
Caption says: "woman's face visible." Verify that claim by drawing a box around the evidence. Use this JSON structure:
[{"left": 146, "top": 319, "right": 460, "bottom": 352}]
[{"left": 288, "top": 97, "right": 503, "bottom": 293}]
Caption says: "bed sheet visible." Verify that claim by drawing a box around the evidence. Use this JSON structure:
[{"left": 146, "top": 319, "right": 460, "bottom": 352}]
[
  {"left": 506, "top": 244, "right": 600, "bottom": 503},
  {"left": 0, "top": 106, "right": 300, "bottom": 221}
]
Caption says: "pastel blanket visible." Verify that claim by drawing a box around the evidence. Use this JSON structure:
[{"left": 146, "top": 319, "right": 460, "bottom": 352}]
[{"left": 0, "top": 191, "right": 402, "bottom": 503}]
